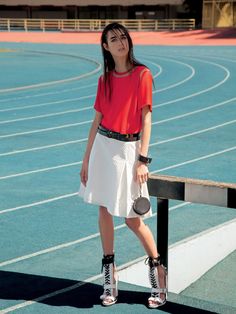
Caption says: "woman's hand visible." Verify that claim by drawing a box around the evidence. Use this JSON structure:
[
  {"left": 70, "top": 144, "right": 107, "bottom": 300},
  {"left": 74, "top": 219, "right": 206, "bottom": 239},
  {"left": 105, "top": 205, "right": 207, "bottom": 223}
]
[
  {"left": 135, "top": 161, "right": 149, "bottom": 184},
  {"left": 79, "top": 111, "right": 102, "bottom": 187},
  {"left": 80, "top": 158, "right": 89, "bottom": 186}
]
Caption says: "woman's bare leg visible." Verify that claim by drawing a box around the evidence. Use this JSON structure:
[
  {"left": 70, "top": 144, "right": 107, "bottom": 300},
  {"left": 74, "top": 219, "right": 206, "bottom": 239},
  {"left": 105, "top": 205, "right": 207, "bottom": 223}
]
[
  {"left": 99, "top": 206, "right": 114, "bottom": 255},
  {"left": 99, "top": 206, "right": 118, "bottom": 305},
  {"left": 125, "top": 217, "right": 166, "bottom": 305},
  {"left": 125, "top": 217, "right": 158, "bottom": 257}
]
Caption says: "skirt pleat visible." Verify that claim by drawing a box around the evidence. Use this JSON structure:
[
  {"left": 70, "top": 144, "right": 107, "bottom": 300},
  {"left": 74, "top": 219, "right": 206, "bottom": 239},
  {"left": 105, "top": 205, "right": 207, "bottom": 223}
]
[{"left": 79, "top": 133, "right": 152, "bottom": 218}]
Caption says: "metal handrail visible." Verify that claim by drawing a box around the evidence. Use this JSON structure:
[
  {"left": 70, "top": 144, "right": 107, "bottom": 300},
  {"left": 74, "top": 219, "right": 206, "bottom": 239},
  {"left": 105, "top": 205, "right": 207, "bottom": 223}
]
[
  {"left": 147, "top": 174, "right": 236, "bottom": 268},
  {"left": 0, "top": 18, "right": 195, "bottom": 32}
]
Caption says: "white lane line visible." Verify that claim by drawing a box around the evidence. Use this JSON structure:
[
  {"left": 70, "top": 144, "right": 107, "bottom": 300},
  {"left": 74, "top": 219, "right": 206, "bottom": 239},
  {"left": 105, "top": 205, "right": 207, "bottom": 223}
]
[
  {"left": 0, "top": 120, "right": 236, "bottom": 180},
  {"left": 0, "top": 203, "right": 187, "bottom": 265},
  {"left": 146, "top": 55, "right": 228, "bottom": 97},
  {"left": 0, "top": 50, "right": 102, "bottom": 93},
  {"left": 0, "top": 83, "right": 98, "bottom": 104},
  {"left": 0, "top": 273, "right": 102, "bottom": 313},
  {"left": 177, "top": 54, "right": 236, "bottom": 64},
  {"left": 151, "top": 56, "right": 195, "bottom": 92},
  {"left": 0, "top": 95, "right": 95, "bottom": 113},
  {"left": 0, "top": 52, "right": 230, "bottom": 107},
  {"left": 0, "top": 97, "right": 236, "bottom": 157},
  {"left": 153, "top": 57, "right": 230, "bottom": 107},
  {"left": 0, "top": 106, "right": 94, "bottom": 125},
  {"left": 0, "top": 161, "right": 82, "bottom": 180},
  {"left": 150, "top": 119, "right": 236, "bottom": 146},
  {"left": 0, "top": 139, "right": 87, "bottom": 157},
  {"left": 151, "top": 146, "right": 236, "bottom": 174},
  {"left": 152, "top": 97, "right": 236, "bottom": 125},
  {"left": 0, "top": 193, "right": 78, "bottom": 215},
  {"left": 0, "top": 121, "right": 93, "bottom": 139},
  {"left": 0, "top": 64, "right": 101, "bottom": 94},
  {"left": 0, "top": 90, "right": 236, "bottom": 124},
  {"left": 0, "top": 95, "right": 235, "bottom": 140},
  {"left": 0, "top": 59, "right": 160, "bottom": 106},
  {"left": 0, "top": 232, "right": 101, "bottom": 268},
  {"left": 0, "top": 61, "right": 161, "bottom": 113},
  {"left": 0, "top": 56, "right": 229, "bottom": 125},
  {"left": 0, "top": 55, "right": 219, "bottom": 119},
  {"left": 1, "top": 51, "right": 220, "bottom": 109},
  {"left": 0, "top": 57, "right": 192, "bottom": 122}
]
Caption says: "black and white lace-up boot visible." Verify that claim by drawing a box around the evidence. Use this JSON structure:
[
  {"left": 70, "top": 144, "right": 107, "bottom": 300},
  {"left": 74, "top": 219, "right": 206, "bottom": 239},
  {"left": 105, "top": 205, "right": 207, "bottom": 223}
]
[
  {"left": 100, "top": 254, "right": 118, "bottom": 306},
  {"left": 145, "top": 256, "right": 167, "bottom": 308}
]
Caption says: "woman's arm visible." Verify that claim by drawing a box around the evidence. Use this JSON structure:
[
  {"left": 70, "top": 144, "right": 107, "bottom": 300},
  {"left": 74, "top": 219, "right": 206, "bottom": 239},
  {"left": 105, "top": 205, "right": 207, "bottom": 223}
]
[
  {"left": 80, "top": 111, "right": 103, "bottom": 186},
  {"left": 139, "top": 105, "right": 152, "bottom": 157},
  {"left": 136, "top": 105, "right": 152, "bottom": 184}
]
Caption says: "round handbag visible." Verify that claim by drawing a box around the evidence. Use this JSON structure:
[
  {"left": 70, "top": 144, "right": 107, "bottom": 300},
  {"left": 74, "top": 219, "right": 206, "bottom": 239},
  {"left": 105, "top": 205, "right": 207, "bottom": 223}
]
[
  {"left": 133, "top": 196, "right": 151, "bottom": 215},
  {"left": 133, "top": 185, "right": 151, "bottom": 215}
]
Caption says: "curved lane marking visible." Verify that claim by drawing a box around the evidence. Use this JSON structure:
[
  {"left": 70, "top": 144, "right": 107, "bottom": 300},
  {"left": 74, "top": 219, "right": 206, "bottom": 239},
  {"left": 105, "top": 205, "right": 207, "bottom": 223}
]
[
  {"left": 1, "top": 96, "right": 235, "bottom": 139},
  {"left": 0, "top": 49, "right": 102, "bottom": 93},
  {"left": 150, "top": 56, "right": 195, "bottom": 92},
  {"left": 153, "top": 56, "right": 230, "bottom": 108},
  {"left": 0, "top": 120, "right": 236, "bottom": 180},
  {"left": 0, "top": 59, "right": 161, "bottom": 112},
  {"left": 0, "top": 55, "right": 230, "bottom": 123}
]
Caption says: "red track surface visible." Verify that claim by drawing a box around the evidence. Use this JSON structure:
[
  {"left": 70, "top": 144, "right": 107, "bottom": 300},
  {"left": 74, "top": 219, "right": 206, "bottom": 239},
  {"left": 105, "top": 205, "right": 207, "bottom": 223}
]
[{"left": 0, "top": 29, "right": 236, "bottom": 45}]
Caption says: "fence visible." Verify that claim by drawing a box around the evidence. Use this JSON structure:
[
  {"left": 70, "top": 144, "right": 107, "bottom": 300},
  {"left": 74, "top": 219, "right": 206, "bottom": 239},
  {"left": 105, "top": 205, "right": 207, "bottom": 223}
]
[
  {"left": 147, "top": 174, "right": 236, "bottom": 268},
  {"left": 0, "top": 18, "right": 195, "bottom": 32}
]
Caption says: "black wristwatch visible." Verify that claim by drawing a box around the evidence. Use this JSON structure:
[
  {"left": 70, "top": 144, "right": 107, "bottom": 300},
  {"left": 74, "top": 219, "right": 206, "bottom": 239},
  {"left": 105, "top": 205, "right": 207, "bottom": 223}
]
[{"left": 138, "top": 154, "right": 152, "bottom": 165}]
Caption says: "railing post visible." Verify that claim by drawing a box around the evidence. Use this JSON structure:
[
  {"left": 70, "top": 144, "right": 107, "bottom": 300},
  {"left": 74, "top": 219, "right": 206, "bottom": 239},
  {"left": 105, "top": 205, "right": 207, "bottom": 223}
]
[
  {"left": 24, "top": 19, "right": 28, "bottom": 32},
  {"left": 155, "top": 19, "right": 158, "bottom": 31},
  {"left": 7, "top": 19, "right": 10, "bottom": 32},
  {"left": 157, "top": 198, "right": 169, "bottom": 269},
  {"left": 172, "top": 19, "right": 175, "bottom": 30},
  {"left": 138, "top": 20, "right": 141, "bottom": 31},
  {"left": 41, "top": 19, "right": 45, "bottom": 32}
]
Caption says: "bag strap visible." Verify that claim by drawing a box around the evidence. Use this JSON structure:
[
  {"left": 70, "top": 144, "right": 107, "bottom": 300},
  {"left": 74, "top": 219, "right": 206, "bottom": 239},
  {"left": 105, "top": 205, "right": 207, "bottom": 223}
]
[{"left": 139, "top": 184, "right": 143, "bottom": 197}]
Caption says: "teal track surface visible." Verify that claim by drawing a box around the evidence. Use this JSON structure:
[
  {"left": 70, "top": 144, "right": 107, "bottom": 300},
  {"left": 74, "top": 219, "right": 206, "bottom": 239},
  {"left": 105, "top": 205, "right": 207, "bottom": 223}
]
[{"left": 0, "top": 43, "right": 236, "bottom": 313}]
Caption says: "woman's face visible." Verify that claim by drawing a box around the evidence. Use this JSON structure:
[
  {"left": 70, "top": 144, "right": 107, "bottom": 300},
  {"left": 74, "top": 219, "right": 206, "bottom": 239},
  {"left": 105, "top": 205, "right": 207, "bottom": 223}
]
[{"left": 103, "top": 29, "right": 129, "bottom": 58}]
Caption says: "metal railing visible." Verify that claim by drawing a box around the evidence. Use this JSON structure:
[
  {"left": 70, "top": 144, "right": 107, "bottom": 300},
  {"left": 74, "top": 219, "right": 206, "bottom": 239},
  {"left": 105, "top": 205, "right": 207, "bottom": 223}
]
[
  {"left": 147, "top": 174, "right": 236, "bottom": 268},
  {"left": 0, "top": 18, "right": 195, "bottom": 32}
]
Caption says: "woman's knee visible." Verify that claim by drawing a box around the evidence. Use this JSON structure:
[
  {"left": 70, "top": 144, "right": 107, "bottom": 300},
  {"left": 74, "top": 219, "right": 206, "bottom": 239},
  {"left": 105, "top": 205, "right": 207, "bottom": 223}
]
[
  {"left": 125, "top": 217, "right": 141, "bottom": 231},
  {"left": 99, "top": 206, "right": 111, "bottom": 218}
]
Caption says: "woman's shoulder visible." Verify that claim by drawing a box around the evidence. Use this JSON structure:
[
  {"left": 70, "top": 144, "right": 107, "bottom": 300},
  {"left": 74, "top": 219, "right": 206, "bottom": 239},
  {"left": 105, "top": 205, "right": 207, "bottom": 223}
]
[
  {"left": 98, "top": 72, "right": 112, "bottom": 83},
  {"left": 135, "top": 65, "right": 152, "bottom": 79},
  {"left": 136, "top": 65, "right": 148, "bottom": 71},
  {"left": 135, "top": 65, "right": 151, "bottom": 74},
  {"left": 98, "top": 74, "right": 104, "bottom": 82}
]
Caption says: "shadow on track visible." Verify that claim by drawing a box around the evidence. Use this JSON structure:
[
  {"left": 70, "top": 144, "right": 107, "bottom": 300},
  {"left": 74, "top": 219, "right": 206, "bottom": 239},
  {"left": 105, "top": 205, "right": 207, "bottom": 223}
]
[{"left": 0, "top": 270, "right": 216, "bottom": 313}]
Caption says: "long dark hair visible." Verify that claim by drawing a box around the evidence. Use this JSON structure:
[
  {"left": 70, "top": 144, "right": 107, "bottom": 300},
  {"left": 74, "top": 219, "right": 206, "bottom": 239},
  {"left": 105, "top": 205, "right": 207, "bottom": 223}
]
[{"left": 101, "top": 22, "right": 145, "bottom": 98}]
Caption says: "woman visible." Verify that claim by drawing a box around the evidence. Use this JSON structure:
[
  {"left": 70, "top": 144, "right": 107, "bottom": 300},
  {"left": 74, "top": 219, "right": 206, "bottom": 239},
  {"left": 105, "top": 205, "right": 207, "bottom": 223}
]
[{"left": 79, "top": 22, "right": 167, "bottom": 308}]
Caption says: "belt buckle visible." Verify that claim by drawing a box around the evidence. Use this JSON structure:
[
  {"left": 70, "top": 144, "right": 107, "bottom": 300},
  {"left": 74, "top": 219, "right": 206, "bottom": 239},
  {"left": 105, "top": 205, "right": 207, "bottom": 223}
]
[
  {"left": 128, "top": 134, "right": 135, "bottom": 141},
  {"left": 107, "top": 131, "right": 112, "bottom": 138}
]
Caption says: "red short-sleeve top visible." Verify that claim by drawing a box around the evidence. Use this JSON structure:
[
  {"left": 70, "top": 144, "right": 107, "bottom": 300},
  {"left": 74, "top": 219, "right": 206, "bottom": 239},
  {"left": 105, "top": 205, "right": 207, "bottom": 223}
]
[{"left": 94, "top": 65, "right": 152, "bottom": 134}]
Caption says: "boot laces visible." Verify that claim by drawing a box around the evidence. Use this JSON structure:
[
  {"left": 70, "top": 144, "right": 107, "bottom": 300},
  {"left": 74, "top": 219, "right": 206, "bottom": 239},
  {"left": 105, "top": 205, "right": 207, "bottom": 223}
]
[
  {"left": 145, "top": 256, "right": 160, "bottom": 298},
  {"left": 149, "top": 265, "right": 159, "bottom": 297},
  {"left": 101, "top": 255, "right": 114, "bottom": 297},
  {"left": 104, "top": 263, "right": 112, "bottom": 296}
]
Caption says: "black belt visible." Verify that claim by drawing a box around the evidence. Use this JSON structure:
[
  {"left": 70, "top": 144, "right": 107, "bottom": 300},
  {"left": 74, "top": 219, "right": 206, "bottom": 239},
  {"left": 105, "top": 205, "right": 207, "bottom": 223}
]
[{"left": 97, "top": 125, "right": 140, "bottom": 142}]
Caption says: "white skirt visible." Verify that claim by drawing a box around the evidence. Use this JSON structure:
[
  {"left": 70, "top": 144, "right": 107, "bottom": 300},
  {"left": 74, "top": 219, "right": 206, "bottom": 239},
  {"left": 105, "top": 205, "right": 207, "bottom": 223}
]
[{"left": 78, "top": 133, "right": 152, "bottom": 218}]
